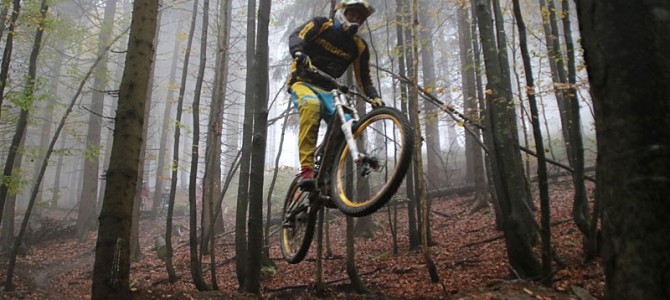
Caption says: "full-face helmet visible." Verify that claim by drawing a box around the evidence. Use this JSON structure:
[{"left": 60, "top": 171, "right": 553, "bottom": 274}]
[{"left": 334, "top": 0, "right": 375, "bottom": 35}]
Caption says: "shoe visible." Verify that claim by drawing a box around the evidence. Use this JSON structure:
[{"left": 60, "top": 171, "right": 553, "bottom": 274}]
[{"left": 297, "top": 166, "right": 315, "bottom": 190}]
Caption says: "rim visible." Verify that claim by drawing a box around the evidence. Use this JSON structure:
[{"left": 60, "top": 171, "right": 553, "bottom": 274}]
[{"left": 335, "top": 113, "right": 406, "bottom": 208}]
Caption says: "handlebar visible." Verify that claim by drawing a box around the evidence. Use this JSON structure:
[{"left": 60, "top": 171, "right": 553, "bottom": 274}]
[{"left": 301, "top": 66, "right": 374, "bottom": 105}]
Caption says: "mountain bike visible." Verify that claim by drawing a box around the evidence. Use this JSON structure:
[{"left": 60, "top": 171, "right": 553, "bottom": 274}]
[{"left": 280, "top": 67, "right": 414, "bottom": 264}]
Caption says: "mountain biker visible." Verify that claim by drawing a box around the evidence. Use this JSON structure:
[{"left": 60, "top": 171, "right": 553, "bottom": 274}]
[{"left": 287, "top": 0, "right": 384, "bottom": 190}]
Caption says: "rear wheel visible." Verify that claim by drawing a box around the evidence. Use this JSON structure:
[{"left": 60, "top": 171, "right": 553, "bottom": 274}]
[
  {"left": 331, "top": 107, "right": 414, "bottom": 217},
  {"left": 280, "top": 178, "right": 318, "bottom": 264}
]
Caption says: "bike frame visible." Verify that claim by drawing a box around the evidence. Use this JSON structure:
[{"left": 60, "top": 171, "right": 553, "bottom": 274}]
[{"left": 295, "top": 69, "right": 370, "bottom": 207}]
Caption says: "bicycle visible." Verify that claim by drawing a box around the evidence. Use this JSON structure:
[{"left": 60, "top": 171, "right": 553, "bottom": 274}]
[{"left": 280, "top": 67, "right": 414, "bottom": 264}]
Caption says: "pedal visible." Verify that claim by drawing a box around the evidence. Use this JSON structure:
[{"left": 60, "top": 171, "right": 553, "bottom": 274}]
[{"left": 322, "top": 195, "right": 337, "bottom": 209}]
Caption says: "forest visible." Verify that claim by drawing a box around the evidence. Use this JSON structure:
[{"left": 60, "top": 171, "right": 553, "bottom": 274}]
[{"left": 0, "top": 0, "right": 668, "bottom": 299}]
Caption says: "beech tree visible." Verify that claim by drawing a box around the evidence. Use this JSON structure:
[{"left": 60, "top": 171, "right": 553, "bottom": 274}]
[
  {"left": 575, "top": 1, "right": 670, "bottom": 298},
  {"left": 473, "top": 0, "right": 541, "bottom": 279},
  {"left": 76, "top": 0, "right": 118, "bottom": 238},
  {"left": 3, "top": 0, "right": 48, "bottom": 289},
  {"left": 186, "top": 0, "right": 210, "bottom": 291},
  {"left": 235, "top": 0, "right": 256, "bottom": 288},
  {"left": 244, "top": 0, "right": 271, "bottom": 293}
]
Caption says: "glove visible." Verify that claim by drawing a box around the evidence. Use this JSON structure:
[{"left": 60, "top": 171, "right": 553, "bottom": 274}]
[
  {"left": 293, "top": 51, "right": 313, "bottom": 69},
  {"left": 370, "top": 97, "right": 385, "bottom": 108}
]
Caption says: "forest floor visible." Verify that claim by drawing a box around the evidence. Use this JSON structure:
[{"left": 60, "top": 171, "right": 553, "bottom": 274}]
[{"left": 0, "top": 177, "right": 604, "bottom": 299}]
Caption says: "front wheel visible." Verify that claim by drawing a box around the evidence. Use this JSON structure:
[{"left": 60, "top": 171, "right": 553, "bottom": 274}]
[
  {"left": 280, "top": 178, "right": 318, "bottom": 264},
  {"left": 331, "top": 107, "right": 414, "bottom": 217}
]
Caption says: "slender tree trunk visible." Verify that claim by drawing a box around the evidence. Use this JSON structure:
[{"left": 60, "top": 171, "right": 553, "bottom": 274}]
[
  {"left": 0, "top": 0, "right": 10, "bottom": 40},
  {"left": 151, "top": 28, "right": 180, "bottom": 220},
  {"left": 346, "top": 216, "right": 368, "bottom": 292},
  {"left": 243, "top": 0, "right": 271, "bottom": 293},
  {"left": 4, "top": 5, "right": 49, "bottom": 289},
  {"left": 76, "top": 0, "right": 118, "bottom": 238},
  {"left": 560, "top": 0, "right": 591, "bottom": 259},
  {"left": 418, "top": 0, "right": 442, "bottom": 189},
  {"left": 53, "top": 136, "right": 66, "bottom": 207},
  {"left": 235, "top": 0, "right": 256, "bottom": 288},
  {"left": 537, "top": 0, "right": 566, "bottom": 148},
  {"left": 166, "top": 0, "right": 200, "bottom": 284},
  {"left": 542, "top": 2, "right": 590, "bottom": 237},
  {"left": 457, "top": 0, "right": 488, "bottom": 214},
  {"left": 0, "top": 0, "right": 21, "bottom": 222},
  {"left": 395, "top": 0, "right": 419, "bottom": 249},
  {"left": 201, "top": 0, "right": 232, "bottom": 255},
  {"left": 0, "top": 0, "right": 20, "bottom": 119},
  {"left": 0, "top": 133, "right": 24, "bottom": 251},
  {"left": 511, "top": 0, "right": 553, "bottom": 285},
  {"left": 187, "top": 0, "right": 210, "bottom": 290},
  {"left": 32, "top": 86, "right": 57, "bottom": 208},
  {"left": 387, "top": 200, "right": 399, "bottom": 254},
  {"left": 314, "top": 208, "right": 325, "bottom": 295},
  {"left": 411, "top": 0, "right": 439, "bottom": 283},
  {"left": 352, "top": 85, "right": 375, "bottom": 239},
  {"left": 264, "top": 104, "right": 291, "bottom": 261}
]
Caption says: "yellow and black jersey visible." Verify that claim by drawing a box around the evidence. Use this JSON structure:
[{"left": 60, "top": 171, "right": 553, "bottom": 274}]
[{"left": 288, "top": 16, "right": 379, "bottom": 99}]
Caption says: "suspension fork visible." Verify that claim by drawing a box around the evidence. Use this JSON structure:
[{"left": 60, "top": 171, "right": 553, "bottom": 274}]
[{"left": 333, "top": 90, "right": 363, "bottom": 164}]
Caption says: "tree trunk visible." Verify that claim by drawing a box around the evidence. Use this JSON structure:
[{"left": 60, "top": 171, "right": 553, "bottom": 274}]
[
  {"left": 575, "top": 1, "right": 670, "bottom": 298},
  {"left": 0, "top": 0, "right": 10, "bottom": 40},
  {"left": 511, "top": 0, "right": 553, "bottom": 285},
  {"left": 0, "top": 133, "right": 24, "bottom": 251},
  {"left": 243, "top": 0, "right": 271, "bottom": 294},
  {"left": 468, "top": 1, "right": 501, "bottom": 228},
  {"left": 0, "top": 0, "right": 20, "bottom": 119},
  {"left": 395, "top": 0, "right": 419, "bottom": 250},
  {"left": 91, "top": 1, "right": 157, "bottom": 297},
  {"left": 537, "top": 0, "right": 567, "bottom": 148},
  {"left": 419, "top": 0, "right": 443, "bottom": 189},
  {"left": 0, "top": 0, "right": 21, "bottom": 224},
  {"left": 187, "top": 0, "right": 210, "bottom": 290},
  {"left": 151, "top": 24, "right": 180, "bottom": 220},
  {"left": 314, "top": 208, "right": 325, "bottom": 295},
  {"left": 560, "top": 0, "right": 591, "bottom": 259},
  {"left": 76, "top": 0, "right": 118, "bottom": 238},
  {"left": 235, "top": 0, "right": 256, "bottom": 288},
  {"left": 346, "top": 216, "right": 368, "bottom": 293},
  {"left": 4, "top": 4, "right": 49, "bottom": 289},
  {"left": 131, "top": 2, "right": 162, "bottom": 263},
  {"left": 457, "top": 0, "right": 488, "bottom": 214},
  {"left": 166, "top": 0, "right": 200, "bottom": 284},
  {"left": 411, "top": 0, "right": 439, "bottom": 283},
  {"left": 473, "top": 0, "right": 541, "bottom": 279},
  {"left": 491, "top": 0, "right": 535, "bottom": 212},
  {"left": 201, "top": 0, "right": 232, "bottom": 255}
]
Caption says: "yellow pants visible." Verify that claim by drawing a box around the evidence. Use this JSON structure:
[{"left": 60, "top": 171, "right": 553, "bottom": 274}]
[{"left": 290, "top": 82, "right": 334, "bottom": 169}]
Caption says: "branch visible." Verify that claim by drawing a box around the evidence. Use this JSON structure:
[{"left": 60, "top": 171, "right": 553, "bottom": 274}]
[
  {"left": 462, "top": 234, "right": 504, "bottom": 248},
  {"left": 374, "top": 65, "right": 597, "bottom": 183}
]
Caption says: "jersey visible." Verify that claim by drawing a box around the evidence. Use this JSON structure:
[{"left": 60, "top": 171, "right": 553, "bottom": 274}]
[{"left": 288, "top": 16, "right": 379, "bottom": 99}]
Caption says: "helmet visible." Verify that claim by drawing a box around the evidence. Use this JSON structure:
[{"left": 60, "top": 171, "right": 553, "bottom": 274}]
[{"left": 334, "top": 0, "right": 375, "bottom": 34}]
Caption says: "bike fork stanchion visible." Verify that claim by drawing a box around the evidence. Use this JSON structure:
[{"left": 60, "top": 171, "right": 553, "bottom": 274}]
[{"left": 334, "top": 91, "right": 364, "bottom": 164}]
